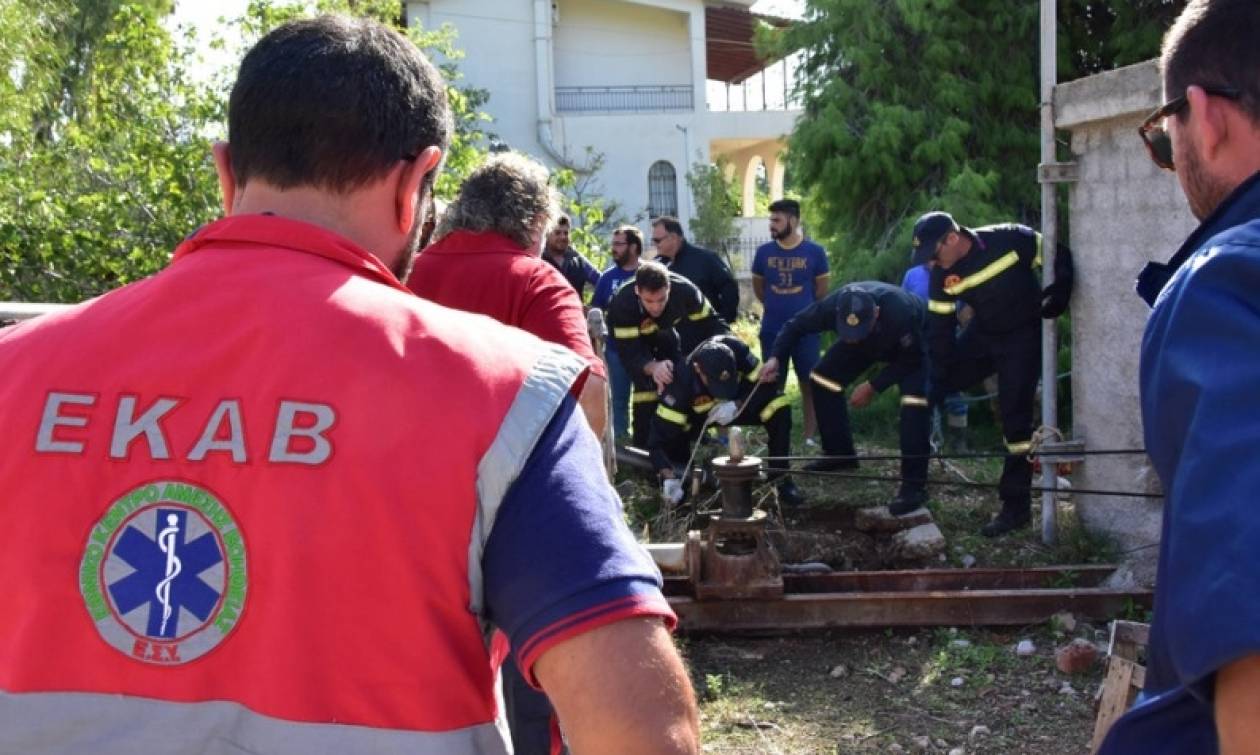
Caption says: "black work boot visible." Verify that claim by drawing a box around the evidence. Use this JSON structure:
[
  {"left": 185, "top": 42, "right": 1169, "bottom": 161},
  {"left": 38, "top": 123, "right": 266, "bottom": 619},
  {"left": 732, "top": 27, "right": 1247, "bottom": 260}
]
[
  {"left": 776, "top": 478, "right": 806, "bottom": 508},
  {"left": 803, "top": 454, "right": 859, "bottom": 472},
  {"left": 889, "top": 487, "right": 928, "bottom": 517},
  {"left": 981, "top": 502, "right": 1032, "bottom": 537}
]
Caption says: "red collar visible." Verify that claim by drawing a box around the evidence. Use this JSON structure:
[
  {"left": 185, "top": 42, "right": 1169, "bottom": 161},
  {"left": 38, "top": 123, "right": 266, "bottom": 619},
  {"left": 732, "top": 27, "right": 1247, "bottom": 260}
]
[
  {"left": 172, "top": 214, "right": 411, "bottom": 293},
  {"left": 424, "top": 229, "right": 534, "bottom": 258}
]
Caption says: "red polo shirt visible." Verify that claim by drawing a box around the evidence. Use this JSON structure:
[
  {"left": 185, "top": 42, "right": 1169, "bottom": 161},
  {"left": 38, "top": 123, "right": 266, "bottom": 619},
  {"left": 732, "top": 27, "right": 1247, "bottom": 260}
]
[{"left": 407, "top": 230, "right": 607, "bottom": 380}]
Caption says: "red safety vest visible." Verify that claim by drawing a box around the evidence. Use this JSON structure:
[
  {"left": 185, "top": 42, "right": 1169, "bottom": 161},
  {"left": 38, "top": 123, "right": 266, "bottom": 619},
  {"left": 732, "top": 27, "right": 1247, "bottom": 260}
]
[{"left": 0, "top": 215, "right": 584, "bottom": 754}]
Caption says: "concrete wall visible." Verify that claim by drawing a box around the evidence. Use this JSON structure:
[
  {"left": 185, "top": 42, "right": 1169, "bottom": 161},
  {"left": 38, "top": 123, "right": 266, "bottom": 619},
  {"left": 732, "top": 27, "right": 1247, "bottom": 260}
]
[
  {"left": 554, "top": 0, "right": 691, "bottom": 88},
  {"left": 1054, "top": 60, "right": 1196, "bottom": 584}
]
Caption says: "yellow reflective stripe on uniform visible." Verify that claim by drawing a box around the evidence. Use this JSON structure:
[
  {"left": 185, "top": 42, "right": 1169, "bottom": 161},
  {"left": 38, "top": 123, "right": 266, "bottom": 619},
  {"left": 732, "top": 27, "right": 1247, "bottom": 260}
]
[
  {"left": 760, "top": 395, "right": 791, "bottom": 423},
  {"left": 639, "top": 322, "right": 659, "bottom": 335},
  {"left": 656, "top": 405, "right": 690, "bottom": 426},
  {"left": 613, "top": 326, "right": 640, "bottom": 339},
  {"left": 810, "top": 372, "right": 844, "bottom": 393},
  {"left": 943, "top": 251, "right": 1020, "bottom": 295},
  {"left": 693, "top": 400, "right": 716, "bottom": 414},
  {"left": 1006, "top": 439, "right": 1032, "bottom": 453},
  {"left": 1033, "top": 232, "right": 1043, "bottom": 268},
  {"left": 744, "top": 364, "right": 761, "bottom": 382},
  {"left": 687, "top": 301, "right": 713, "bottom": 321},
  {"left": 632, "top": 391, "right": 658, "bottom": 404},
  {"left": 901, "top": 395, "right": 929, "bottom": 407},
  {"left": 928, "top": 300, "right": 955, "bottom": 315}
]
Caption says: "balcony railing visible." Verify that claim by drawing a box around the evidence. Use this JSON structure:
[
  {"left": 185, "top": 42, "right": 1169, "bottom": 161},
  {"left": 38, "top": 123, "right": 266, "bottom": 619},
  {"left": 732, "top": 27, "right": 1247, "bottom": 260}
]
[{"left": 555, "top": 85, "right": 694, "bottom": 114}]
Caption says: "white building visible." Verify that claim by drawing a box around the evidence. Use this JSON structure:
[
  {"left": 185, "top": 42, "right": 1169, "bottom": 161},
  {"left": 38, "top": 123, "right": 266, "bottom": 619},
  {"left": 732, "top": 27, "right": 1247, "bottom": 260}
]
[{"left": 405, "top": 0, "right": 801, "bottom": 267}]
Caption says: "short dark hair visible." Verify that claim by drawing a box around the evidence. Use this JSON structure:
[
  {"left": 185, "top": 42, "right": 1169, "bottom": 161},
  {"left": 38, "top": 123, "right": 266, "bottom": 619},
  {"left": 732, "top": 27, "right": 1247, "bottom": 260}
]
[
  {"left": 768, "top": 199, "right": 800, "bottom": 218},
  {"left": 1162, "top": 0, "right": 1260, "bottom": 124},
  {"left": 651, "top": 216, "right": 685, "bottom": 239},
  {"left": 614, "top": 225, "right": 643, "bottom": 257},
  {"left": 554, "top": 213, "right": 571, "bottom": 228},
  {"left": 634, "top": 260, "right": 670, "bottom": 292},
  {"left": 228, "top": 16, "right": 453, "bottom": 192}
]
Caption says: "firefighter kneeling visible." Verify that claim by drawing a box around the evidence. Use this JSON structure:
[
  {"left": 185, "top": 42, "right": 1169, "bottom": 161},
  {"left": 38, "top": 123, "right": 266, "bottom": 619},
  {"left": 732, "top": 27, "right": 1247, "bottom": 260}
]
[{"left": 649, "top": 334, "right": 805, "bottom": 508}]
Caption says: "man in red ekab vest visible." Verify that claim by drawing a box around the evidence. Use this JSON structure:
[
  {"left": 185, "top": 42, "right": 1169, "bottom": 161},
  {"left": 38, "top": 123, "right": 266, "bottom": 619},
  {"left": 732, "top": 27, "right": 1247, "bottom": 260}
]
[{"left": 0, "top": 15, "right": 697, "bottom": 755}]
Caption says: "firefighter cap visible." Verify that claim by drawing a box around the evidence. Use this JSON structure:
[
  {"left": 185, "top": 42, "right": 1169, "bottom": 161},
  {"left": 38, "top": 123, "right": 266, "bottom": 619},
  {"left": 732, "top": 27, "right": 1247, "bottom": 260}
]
[
  {"left": 835, "top": 287, "right": 878, "bottom": 342},
  {"left": 690, "top": 340, "right": 741, "bottom": 400},
  {"left": 910, "top": 211, "right": 959, "bottom": 267}
]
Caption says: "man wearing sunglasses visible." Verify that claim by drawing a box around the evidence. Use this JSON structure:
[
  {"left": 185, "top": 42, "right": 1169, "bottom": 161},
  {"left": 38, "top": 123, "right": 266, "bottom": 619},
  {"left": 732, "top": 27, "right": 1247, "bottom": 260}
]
[
  {"left": 1100, "top": 1, "right": 1260, "bottom": 753},
  {"left": 911, "top": 210, "right": 1073, "bottom": 537}
]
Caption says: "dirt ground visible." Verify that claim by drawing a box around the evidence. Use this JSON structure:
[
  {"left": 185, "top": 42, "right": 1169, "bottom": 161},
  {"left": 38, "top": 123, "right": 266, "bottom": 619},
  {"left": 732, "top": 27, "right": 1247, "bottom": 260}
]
[
  {"left": 684, "top": 625, "right": 1106, "bottom": 754},
  {"left": 621, "top": 435, "right": 1136, "bottom": 755}
]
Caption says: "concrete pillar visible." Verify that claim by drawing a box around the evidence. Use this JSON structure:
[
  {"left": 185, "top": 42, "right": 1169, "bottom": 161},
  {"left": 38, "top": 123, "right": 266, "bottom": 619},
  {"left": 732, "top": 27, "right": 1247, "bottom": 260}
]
[
  {"left": 742, "top": 155, "right": 763, "bottom": 218},
  {"left": 767, "top": 149, "right": 786, "bottom": 201},
  {"left": 687, "top": 9, "right": 706, "bottom": 113},
  {"left": 1054, "top": 60, "right": 1196, "bottom": 585}
]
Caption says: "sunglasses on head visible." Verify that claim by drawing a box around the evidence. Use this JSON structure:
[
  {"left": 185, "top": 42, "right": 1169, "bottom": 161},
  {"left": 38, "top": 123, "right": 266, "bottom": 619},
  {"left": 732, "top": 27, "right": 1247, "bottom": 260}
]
[{"left": 1138, "top": 85, "right": 1241, "bottom": 171}]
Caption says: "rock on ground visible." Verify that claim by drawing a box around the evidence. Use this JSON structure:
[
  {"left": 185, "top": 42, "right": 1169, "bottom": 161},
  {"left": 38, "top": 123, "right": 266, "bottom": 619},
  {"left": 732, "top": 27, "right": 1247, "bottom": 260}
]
[
  {"left": 853, "top": 505, "right": 933, "bottom": 533},
  {"left": 1055, "top": 638, "right": 1100, "bottom": 674},
  {"left": 890, "top": 522, "right": 947, "bottom": 561}
]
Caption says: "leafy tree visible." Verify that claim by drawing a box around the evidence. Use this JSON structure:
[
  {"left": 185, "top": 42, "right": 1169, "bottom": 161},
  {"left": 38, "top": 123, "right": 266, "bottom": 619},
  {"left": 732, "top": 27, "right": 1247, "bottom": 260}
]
[
  {"left": 552, "top": 150, "right": 629, "bottom": 273},
  {"left": 762, "top": 0, "right": 1184, "bottom": 286},
  {"left": 685, "top": 159, "right": 739, "bottom": 251},
  {"left": 0, "top": 0, "right": 496, "bottom": 303}
]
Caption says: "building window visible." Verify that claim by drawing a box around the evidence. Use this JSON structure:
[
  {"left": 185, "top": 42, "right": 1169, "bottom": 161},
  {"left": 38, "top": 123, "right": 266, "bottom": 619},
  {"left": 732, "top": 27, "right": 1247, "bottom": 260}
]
[{"left": 648, "top": 161, "right": 678, "bottom": 218}]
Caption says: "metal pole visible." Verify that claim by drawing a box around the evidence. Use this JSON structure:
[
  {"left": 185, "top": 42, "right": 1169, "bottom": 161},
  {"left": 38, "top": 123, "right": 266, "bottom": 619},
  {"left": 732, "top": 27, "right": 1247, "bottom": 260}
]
[{"left": 1039, "top": 0, "right": 1059, "bottom": 545}]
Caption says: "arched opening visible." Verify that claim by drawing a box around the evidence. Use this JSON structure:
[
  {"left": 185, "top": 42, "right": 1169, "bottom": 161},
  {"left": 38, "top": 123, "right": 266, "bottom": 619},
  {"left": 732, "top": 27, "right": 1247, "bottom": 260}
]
[
  {"left": 647, "top": 160, "right": 679, "bottom": 218},
  {"left": 742, "top": 155, "right": 765, "bottom": 217}
]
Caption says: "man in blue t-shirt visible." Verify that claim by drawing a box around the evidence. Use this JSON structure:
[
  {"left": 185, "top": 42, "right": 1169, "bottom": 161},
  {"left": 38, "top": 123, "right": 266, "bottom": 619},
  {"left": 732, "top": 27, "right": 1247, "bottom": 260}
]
[
  {"left": 592, "top": 225, "right": 644, "bottom": 441},
  {"left": 752, "top": 199, "right": 830, "bottom": 443}
]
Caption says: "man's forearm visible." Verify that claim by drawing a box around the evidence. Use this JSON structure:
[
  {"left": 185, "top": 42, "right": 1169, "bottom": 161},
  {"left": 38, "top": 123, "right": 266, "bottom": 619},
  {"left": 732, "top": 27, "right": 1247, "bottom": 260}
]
[
  {"left": 1216, "top": 654, "right": 1260, "bottom": 754},
  {"left": 537, "top": 617, "right": 699, "bottom": 755}
]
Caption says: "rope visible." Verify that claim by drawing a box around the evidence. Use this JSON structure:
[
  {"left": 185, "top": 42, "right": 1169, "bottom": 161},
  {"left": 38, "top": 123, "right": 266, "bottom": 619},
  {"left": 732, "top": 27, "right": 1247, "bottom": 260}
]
[
  {"left": 788, "top": 468, "right": 1163, "bottom": 499},
  {"left": 759, "top": 448, "right": 1147, "bottom": 463},
  {"left": 1028, "top": 425, "right": 1066, "bottom": 461}
]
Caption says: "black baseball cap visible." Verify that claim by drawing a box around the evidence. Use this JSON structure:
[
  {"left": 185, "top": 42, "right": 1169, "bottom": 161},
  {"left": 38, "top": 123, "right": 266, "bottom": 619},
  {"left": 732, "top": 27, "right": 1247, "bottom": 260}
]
[
  {"left": 910, "top": 211, "right": 959, "bottom": 266},
  {"left": 834, "top": 287, "right": 878, "bottom": 341},
  {"left": 691, "top": 341, "right": 740, "bottom": 400}
]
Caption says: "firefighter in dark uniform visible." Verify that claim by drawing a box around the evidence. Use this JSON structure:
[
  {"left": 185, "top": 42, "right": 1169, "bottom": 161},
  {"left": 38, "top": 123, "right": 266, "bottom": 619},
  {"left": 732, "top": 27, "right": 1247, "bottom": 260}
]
[
  {"left": 650, "top": 334, "right": 804, "bottom": 507},
  {"left": 911, "top": 210, "right": 1073, "bottom": 536},
  {"left": 607, "top": 260, "right": 728, "bottom": 447},
  {"left": 763, "top": 282, "right": 931, "bottom": 515}
]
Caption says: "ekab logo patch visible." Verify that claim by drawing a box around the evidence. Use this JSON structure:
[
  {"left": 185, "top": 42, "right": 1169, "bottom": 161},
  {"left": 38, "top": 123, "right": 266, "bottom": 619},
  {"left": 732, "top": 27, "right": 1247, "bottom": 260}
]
[{"left": 80, "top": 480, "right": 247, "bottom": 665}]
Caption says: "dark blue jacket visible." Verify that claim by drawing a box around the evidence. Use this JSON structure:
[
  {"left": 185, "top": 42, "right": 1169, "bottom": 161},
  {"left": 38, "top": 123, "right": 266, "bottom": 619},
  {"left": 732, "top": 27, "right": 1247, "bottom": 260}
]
[{"left": 1100, "top": 171, "right": 1260, "bottom": 754}]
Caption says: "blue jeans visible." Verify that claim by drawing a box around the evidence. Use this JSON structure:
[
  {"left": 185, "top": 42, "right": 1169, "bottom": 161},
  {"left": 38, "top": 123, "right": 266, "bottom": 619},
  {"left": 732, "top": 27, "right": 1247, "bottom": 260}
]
[{"left": 606, "top": 347, "right": 632, "bottom": 441}]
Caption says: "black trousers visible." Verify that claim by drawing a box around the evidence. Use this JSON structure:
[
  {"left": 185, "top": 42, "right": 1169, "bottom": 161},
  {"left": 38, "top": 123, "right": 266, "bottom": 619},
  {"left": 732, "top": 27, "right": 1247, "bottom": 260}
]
[
  {"left": 630, "top": 371, "right": 659, "bottom": 448},
  {"left": 944, "top": 322, "right": 1041, "bottom": 511},
  {"left": 809, "top": 343, "right": 931, "bottom": 492}
]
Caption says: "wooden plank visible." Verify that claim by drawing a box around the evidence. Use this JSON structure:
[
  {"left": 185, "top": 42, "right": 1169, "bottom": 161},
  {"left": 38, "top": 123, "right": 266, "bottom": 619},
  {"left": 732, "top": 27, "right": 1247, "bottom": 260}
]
[
  {"left": 783, "top": 565, "right": 1116, "bottom": 593},
  {"left": 662, "top": 564, "right": 1118, "bottom": 597},
  {"left": 668, "top": 587, "right": 1153, "bottom": 632},
  {"left": 1091, "top": 656, "right": 1141, "bottom": 754},
  {"left": 1112, "top": 620, "right": 1150, "bottom": 650}
]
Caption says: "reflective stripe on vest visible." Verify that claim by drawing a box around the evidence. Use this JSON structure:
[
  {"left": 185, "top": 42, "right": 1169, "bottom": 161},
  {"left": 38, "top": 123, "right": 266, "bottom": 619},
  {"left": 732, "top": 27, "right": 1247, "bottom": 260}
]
[
  {"left": 943, "top": 251, "right": 1019, "bottom": 295},
  {"left": 0, "top": 691, "right": 510, "bottom": 755},
  {"left": 656, "top": 405, "right": 690, "bottom": 427},
  {"left": 928, "top": 299, "right": 955, "bottom": 315},
  {"left": 901, "top": 395, "right": 929, "bottom": 407},
  {"left": 468, "top": 345, "right": 586, "bottom": 618}
]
